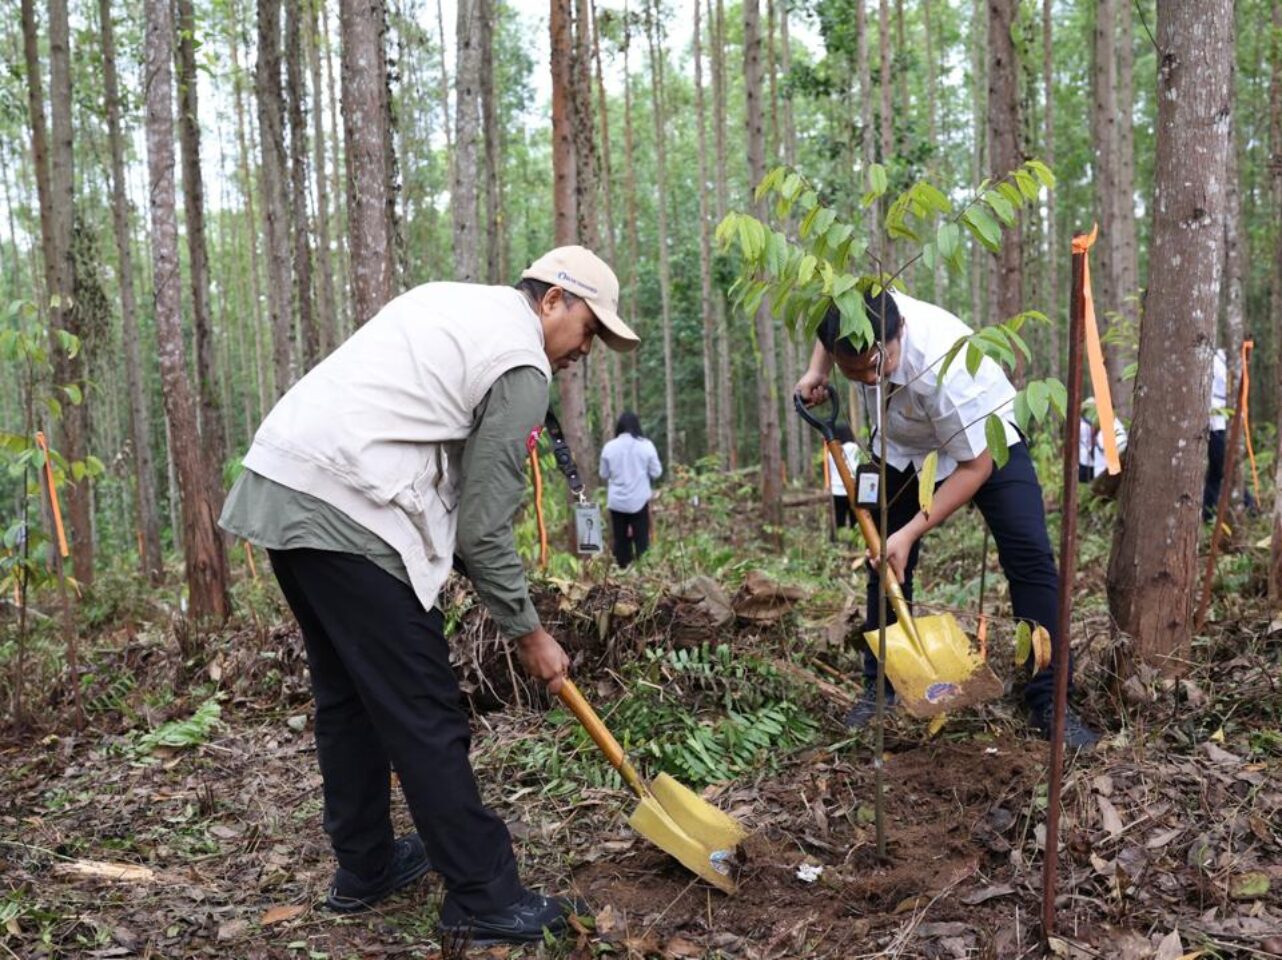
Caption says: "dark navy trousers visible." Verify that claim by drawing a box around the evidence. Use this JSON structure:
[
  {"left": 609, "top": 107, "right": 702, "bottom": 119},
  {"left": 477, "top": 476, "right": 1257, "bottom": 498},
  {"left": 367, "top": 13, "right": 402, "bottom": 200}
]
[{"left": 859, "top": 442, "right": 1069, "bottom": 711}]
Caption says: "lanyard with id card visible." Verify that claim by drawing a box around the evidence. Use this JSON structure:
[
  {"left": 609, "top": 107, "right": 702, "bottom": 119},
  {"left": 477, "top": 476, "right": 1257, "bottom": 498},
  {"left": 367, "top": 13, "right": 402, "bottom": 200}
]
[{"left": 544, "top": 410, "right": 605, "bottom": 555}]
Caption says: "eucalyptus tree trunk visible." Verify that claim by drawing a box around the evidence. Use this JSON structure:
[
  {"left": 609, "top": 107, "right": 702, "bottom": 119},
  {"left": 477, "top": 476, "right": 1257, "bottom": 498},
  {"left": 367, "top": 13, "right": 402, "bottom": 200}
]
[
  {"left": 769, "top": 0, "right": 800, "bottom": 481},
  {"left": 286, "top": 0, "right": 318, "bottom": 371},
  {"left": 453, "top": 0, "right": 481, "bottom": 281},
  {"left": 646, "top": 0, "right": 677, "bottom": 466},
  {"left": 745, "top": 0, "right": 783, "bottom": 535},
  {"left": 592, "top": 0, "right": 625, "bottom": 421},
  {"left": 712, "top": 0, "right": 734, "bottom": 462},
  {"left": 144, "top": 0, "right": 231, "bottom": 621},
  {"left": 1042, "top": 0, "right": 1059, "bottom": 378},
  {"left": 622, "top": 3, "right": 642, "bottom": 412},
  {"left": 969, "top": 0, "right": 985, "bottom": 328},
  {"left": 1108, "top": 0, "right": 1233, "bottom": 673},
  {"left": 987, "top": 0, "right": 1022, "bottom": 344},
  {"left": 99, "top": 0, "right": 163, "bottom": 582},
  {"left": 574, "top": 0, "right": 603, "bottom": 480},
  {"left": 695, "top": 0, "right": 717, "bottom": 458},
  {"left": 877, "top": 0, "right": 892, "bottom": 265},
  {"left": 480, "top": 0, "right": 502, "bottom": 284},
  {"left": 341, "top": 0, "right": 394, "bottom": 325},
  {"left": 322, "top": 0, "right": 351, "bottom": 336},
  {"left": 176, "top": 0, "right": 227, "bottom": 480},
  {"left": 257, "top": 0, "right": 294, "bottom": 391},
  {"left": 308, "top": 0, "right": 338, "bottom": 355},
  {"left": 1270, "top": 0, "right": 1282, "bottom": 601},
  {"left": 1092, "top": 0, "right": 1126, "bottom": 406}
]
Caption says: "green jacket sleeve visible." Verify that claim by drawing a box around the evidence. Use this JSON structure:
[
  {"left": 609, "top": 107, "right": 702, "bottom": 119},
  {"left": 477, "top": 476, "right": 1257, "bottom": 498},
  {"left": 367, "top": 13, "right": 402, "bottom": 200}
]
[{"left": 455, "top": 366, "right": 549, "bottom": 638}]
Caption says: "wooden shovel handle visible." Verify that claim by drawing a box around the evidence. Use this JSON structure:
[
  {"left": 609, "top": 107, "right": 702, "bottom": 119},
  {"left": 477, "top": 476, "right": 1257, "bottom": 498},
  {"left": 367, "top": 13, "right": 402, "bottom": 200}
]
[{"left": 558, "top": 679, "right": 624, "bottom": 769}]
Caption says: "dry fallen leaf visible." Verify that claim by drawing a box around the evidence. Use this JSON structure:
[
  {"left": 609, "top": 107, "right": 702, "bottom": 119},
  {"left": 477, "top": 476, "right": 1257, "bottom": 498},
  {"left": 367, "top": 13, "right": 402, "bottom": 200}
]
[
  {"left": 594, "top": 903, "right": 616, "bottom": 935},
  {"left": 960, "top": 883, "right": 1015, "bottom": 905},
  {"left": 1154, "top": 929, "right": 1183, "bottom": 960},
  {"left": 663, "top": 936, "right": 704, "bottom": 958},
  {"left": 1097, "top": 795, "right": 1125, "bottom": 838},
  {"left": 52, "top": 859, "right": 156, "bottom": 884},
  {"left": 260, "top": 904, "right": 307, "bottom": 926}
]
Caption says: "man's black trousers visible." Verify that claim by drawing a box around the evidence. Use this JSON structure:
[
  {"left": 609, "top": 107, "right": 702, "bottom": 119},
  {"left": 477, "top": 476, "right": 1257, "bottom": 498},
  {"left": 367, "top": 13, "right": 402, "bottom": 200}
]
[
  {"left": 268, "top": 548, "right": 524, "bottom": 917},
  {"left": 858, "top": 442, "right": 1071, "bottom": 712}
]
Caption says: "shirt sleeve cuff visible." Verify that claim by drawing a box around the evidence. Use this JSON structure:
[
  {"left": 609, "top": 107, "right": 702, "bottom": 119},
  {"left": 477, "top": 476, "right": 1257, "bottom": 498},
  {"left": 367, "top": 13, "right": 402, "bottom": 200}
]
[{"left": 494, "top": 601, "right": 541, "bottom": 640}]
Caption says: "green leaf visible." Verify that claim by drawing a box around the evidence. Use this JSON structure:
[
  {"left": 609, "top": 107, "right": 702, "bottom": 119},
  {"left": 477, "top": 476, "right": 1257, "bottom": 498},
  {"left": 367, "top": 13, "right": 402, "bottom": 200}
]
[
  {"left": 1014, "top": 169, "right": 1040, "bottom": 201},
  {"left": 918, "top": 451, "right": 939, "bottom": 518},
  {"left": 57, "top": 328, "right": 80, "bottom": 358},
  {"left": 983, "top": 190, "right": 1017, "bottom": 226},
  {"left": 1027, "top": 380, "right": 1050, "bottom": 422},
  {"left": 965, "top": 343, "right": 984, "bottom": 377},
  {"left": 997, "top": 181, "right": 1023, "bottom": 210},
  {"left": 937, "top": 336, "right": 968, "bottom": 379},
  {"left": 825, "top": 222, "right": 854, "bottom": 249},
  {"left": 799, "top": 205, "right": 820, "bottom": 239},
  {"left": 868, "top": 163, "right": 888, "bottom": 197},
  {"left": 916, "top": 182, "right": 952, "bottom": 215},
  {"left": 937, "top": 222, "right": 961, "bottom": 262},
  {"left": 962, "top": 206, "right": 1002, "bottom": 252},
  {"left": 61, "top": 383, "right": 83, "bottom": 406},
  {"left": 782, "top": 171, "right": 802, "bottom": 201},
  {"left": 797, "top": 254, "right": 817, "bottom": 286},
  {"left": 1014, "top": 621, "right": 1032, "bottom": 665},
  {"left": 71, "top": 461, "right": 86, "bottom": 483},
  {"left": 985, "top": 415, "right": 1010, "bottom": 469},
  {"left": 85, "top": 455, "right": 105, "bottom": 477},
  {"left": 1013, "top": 390, "right": 1032, "bottom": 433},
  {"left": 1025, "top": 159, "right": 1056, "bottom": 188},
  {"left": 812, "top": 207, "right": 837, "bottom": 238},
  {"left": 1046, "top": 379, "right": 1067, "bottom": 418}
]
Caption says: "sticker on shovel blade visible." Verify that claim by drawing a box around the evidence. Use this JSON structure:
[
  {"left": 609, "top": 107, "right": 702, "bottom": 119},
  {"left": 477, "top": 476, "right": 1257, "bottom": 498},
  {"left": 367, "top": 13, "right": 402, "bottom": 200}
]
[
  {"left": 709, "top": 849, "right": 735, "bottom": 875},
  {"left": 925, "top": 682, "right": 962, "bottom": 704}
]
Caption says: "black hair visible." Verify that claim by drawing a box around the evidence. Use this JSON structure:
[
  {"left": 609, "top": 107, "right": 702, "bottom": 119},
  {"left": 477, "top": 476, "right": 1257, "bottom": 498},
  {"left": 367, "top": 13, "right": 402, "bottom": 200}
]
[
  {"left": 816, "top": 287, "right": 903, "bottom": 357},
  {"left": 834, "top": 422, "right": 855, "bottom": 445},
  {"left": 616, "top": 410, "right": 643, "bottom": 438},
  {"left": 514, "top": 277, "right": 581, "bottom": 309}
]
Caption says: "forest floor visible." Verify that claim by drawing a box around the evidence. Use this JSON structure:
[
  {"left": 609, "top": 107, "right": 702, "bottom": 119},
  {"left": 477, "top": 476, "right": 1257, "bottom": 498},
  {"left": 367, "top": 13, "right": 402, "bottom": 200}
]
[{"left": 2, "top": 466, "right": 1281, "bottom": 959}]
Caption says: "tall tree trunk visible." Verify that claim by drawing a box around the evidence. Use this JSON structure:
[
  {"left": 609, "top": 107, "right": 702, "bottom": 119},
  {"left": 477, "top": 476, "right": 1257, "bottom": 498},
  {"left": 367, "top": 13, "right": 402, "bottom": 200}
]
[
  {"left": 769, "top": 0, "right": 800, "bottom": 480},
  {"left": 592, "top": 0, "right": 624, "bottom": 423},
  {"left": 453, "top": 0, "right": 481, "bottom": 281},
  {"left": 176, "top": 0, "right": 228, "bottom": 483},
  {"left": 745, "top": 0, "right": 783, "bottom": 535},
  {"left": 987, "top": 0, "right": 1022, "bottom": 336},
  {"left": 257, "top": 0, "right": 294, "bottom": 392},
  {"left": 646, "top": 1, "right": 677, "bottom": 466},
  {"left": 712, "top": 0, "right": 734, "bottom": 463},
  {"left": 341, "top": 0, "right": 393, "bottom": 325},
  {"left": 779, "top": 1, "right": 808, "bottom": 469},
  {"left": 229, "top": 0, "right": 270, "bottom": 415},
  {"left": 144, "top": 0, "right": 231, "bottom": 621},
  {"left": 695, "top": 0, "right": 717, "bottom": 458},
  {"left": 877, "top": 0, "right": 892, "bottom": 264},
  {"left": 1042, "top": 0, "right": 1059, "bottom": 378},
  {"left": 1224, "top": 25, "right": 1246, "bottom": 511},
  {"left": 1114, "top": 0, "right": 1138, "bottom": 416},
  {"left": 573, "top": 0, "right": 602, "bottom": 481},
  {"left": 1108, "top": 0, "right": 1233, "bottom": 673},
  {"left": 480, "top": 0, "right": 502, "bottom": 283},
  {"left": 99, "top": 0, "right": 163, "bottom": 582},
  {"left": 1270, "top": 0, "right": 1282, "bottom": 601},
  {"left": 287, "top": 0, "right": 318, "bottom": 371},
  {"left": 925, "top": 0, "right": 945, "bottom": 303},
  {"left": 969, "top": 0, "right": 985, "bottom": 327},
  {"left": 322, "top": 0, "right": 351, "bottom": 336},
  {"left": 435, "top": 0, "right": 455, "bottom": 198},
  {"left": 308, "top": 0, "right": 339, "bottom": 355},
  {"left": 622, "top": 3, "right": 643, "bottom": 415},
  {"left": 382, "top": 3, "right": 402, "bottom": 289},
  {"left": 1092, "top": 0, "right": 1126, "bottom": 406}
]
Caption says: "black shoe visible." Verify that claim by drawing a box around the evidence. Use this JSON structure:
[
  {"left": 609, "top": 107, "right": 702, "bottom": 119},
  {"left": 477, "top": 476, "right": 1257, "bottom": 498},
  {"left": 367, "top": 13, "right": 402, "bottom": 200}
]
[
  {"left": 326, "top": 834, "right": 433, "bottom": 913},
  {"left": 1028, "top": 704, "right": 1099, "bottom": 749},
  {"left": 438, "top": 889, "right": 584, "bottom": 946},
  {"left": 843, "top": 689, "right": 897, "bottom": 730}
]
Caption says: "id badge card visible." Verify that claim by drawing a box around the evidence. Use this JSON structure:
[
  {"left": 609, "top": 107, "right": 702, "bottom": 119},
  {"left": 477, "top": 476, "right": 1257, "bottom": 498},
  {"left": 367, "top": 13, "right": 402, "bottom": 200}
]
[
  {"left": 574, "top": 502, "right": 604, "bottom": 555},
  {"left": 854, "top": 463, "right": 881, "bottom": 509}
]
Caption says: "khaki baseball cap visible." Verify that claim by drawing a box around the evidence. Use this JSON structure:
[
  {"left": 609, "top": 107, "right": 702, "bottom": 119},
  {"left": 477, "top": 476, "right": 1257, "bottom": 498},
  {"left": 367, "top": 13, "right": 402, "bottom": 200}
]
[{"left": 521, "top": 245, "right": 640, "bottom": 353}]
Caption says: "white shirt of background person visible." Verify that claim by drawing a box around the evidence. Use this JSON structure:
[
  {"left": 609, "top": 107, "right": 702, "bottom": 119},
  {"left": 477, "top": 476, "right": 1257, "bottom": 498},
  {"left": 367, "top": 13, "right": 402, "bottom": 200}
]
[
  {"left": 1209, "top": 348, "right": 1228, "bottom": 432},
  {"left": 1093, "top": 419, "right": 1128, "bottom": 478},
  {"left": 825, "top": 442, "right": 862, "bottom": 495},
  {"left": 1079, "top": 417, "right": 1094, "bottom": 473},
  {"left": 599, "top": 433, "right": 663, "bottom": 514}
]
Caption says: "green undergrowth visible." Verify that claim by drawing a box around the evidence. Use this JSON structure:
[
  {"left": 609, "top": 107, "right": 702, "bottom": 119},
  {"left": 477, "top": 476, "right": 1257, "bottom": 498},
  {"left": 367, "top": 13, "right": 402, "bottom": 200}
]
[{"left": 493, "top": 642, "right": 821, "bottom": 796}]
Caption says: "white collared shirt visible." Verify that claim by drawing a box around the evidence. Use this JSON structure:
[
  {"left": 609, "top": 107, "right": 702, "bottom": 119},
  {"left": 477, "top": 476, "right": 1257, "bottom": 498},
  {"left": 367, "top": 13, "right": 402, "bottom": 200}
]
[
  {"left": 825, "top": 441, "right": 862, "bottom": 495},
  {"left": 1209, "top": 348, "right": 1227, "bottom": 431},
  {"left": 858, "top": 292, "right": 1018, "bottom": 480}
]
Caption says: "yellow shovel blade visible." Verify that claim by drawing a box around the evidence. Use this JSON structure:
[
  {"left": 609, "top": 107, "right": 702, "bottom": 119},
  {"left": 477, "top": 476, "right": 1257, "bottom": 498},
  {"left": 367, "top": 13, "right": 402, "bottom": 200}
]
[
  {"left": 864, "top": 613, "right": 1004, "bottom": 718},
  {"left": 628, "top": 789, "right": 739, "bottom": 894},
  {"left": 649, "top": 773, "right": 747, "bottom": 851}
]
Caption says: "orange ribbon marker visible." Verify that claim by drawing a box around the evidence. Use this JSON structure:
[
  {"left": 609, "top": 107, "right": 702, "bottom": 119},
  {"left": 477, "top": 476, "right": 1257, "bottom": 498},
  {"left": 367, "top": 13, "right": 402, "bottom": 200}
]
[
  {"left": 1071, "top": 226, "right": 1121, "bottom": 475},
  {"left": 34, "top": 432, "right": 69, "bottom": 558},
  {"left": 530, "top": 448, "right": 548, "bottom": 570},
  {"left": 1239, "top": 340, "right": 1259, "bottom": 502}
]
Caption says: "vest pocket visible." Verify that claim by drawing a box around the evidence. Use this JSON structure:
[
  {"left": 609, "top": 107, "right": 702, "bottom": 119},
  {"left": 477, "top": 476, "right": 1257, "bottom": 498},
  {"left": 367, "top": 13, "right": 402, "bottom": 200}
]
[{"left": 393, "top": 448, "right": 459, "bottom": 559}]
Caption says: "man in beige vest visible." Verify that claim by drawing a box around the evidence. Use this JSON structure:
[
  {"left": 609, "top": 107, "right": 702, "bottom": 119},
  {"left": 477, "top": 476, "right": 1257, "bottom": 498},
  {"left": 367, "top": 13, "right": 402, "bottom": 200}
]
[{"left": 221, "top": 247, "right": 638, "bottom": 945}]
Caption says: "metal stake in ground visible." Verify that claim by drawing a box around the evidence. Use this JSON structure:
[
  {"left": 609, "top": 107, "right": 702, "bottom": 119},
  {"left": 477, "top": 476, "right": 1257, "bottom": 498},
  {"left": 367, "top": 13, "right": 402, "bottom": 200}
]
[{"left": 1042, "top": 235, "right": 1088, "bottom": 940}]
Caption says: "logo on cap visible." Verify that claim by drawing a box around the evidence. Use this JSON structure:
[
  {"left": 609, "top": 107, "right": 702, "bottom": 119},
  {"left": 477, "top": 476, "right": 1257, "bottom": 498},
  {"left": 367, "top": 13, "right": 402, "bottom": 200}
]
[{"left": 555, "top": 270, "right": 599, "bottom": 296}]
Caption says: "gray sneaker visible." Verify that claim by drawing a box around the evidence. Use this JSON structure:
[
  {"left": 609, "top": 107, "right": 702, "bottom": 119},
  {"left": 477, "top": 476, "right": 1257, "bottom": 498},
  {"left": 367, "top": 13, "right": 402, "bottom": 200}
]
[
  {"left": 1028, "top": 704, "right": 1099, "bottom": 749},
  {"left": 843, "top": 689, "right": 897, "bottom": 730}
]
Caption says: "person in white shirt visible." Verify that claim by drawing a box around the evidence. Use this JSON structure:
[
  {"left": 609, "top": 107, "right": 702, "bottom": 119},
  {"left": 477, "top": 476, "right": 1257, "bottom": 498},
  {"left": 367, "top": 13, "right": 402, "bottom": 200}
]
[
  {"left": 796, "top": 288, "right": 1097, "bottom": 748},
  {"left": 826, "top": 422, "right": 862, "bottom": 531},
  {"left": 599, "top": 411, "right": 662, "bottom": 567},
  {"left": 1078, "top": 417, "right": 1094, "bottom": 484},
  {"left": 1203, "top": 347, "right": 1228, "bottom": 521}
]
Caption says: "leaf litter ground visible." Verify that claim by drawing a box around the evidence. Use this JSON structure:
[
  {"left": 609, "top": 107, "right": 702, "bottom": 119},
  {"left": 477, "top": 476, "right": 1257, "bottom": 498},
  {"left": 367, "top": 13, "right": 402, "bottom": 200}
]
[{"left": 2, "top": 568, "right": 1281, "bottom": 959}]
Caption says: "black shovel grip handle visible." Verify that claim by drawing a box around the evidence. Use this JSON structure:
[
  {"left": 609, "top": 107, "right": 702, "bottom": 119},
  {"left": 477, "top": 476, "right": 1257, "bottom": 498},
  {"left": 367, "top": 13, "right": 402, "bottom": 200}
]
[{"left": 793, "top": 385, "right": 840, "bottom": 442}]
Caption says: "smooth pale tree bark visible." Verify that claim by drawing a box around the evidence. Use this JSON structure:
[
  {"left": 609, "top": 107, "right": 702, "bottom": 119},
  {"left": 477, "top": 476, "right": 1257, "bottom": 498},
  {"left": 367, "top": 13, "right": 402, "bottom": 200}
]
[
  {"left": 342, "top": 0, "right": 393, "bottom": 325},
  {"left": 549, "top": 0, "right": 591, "bottom": 500},
  {"left": 1115, "top": 0, "right": 1139, "bottom": 396},
  {"left": 99, "top": 0, "right": 163, "bottom": 582},
  {"left": 257, "top": 0, "right": 294, "bottom": 392},
  {"left": 1224, "top": 34, "right": 1246, "bottom": 509},
  {"left": 877, "top": 0, "right": 892, "bottom": 263},
  {"left": 592, "top": 0, "right": 625, "bottom": 422},
  {"left": 381, "top": 4, "right": 401, "bottom": 289},
  {"left": 925, "top": 0, "right": 945, "bottom": 303},
  {"left": 711, "top": 0, "right": 733, "bottom": 462},
  {"left": 286, "top": 0, "right": 319, "bottom": 371},
  {"left": 745, "top": 0, "right": 783, "bottom": 535},
  {"left": 480, "top": 0, "right": 502, "bottom": 283},
  {"left": 144, "top": 0, "right": 231, "bottom": 621},
  {"left": 1108, "top": 0, "right": 1233, "bottom": 673},
  {"left": 229, "top": 0, "right": 270, "bottom": 413},
  {"left": 769, "top": 0, "right": 800, "bottom": 480},
  {"left": 176, "top": 0, "right": 227, "bottom": 480},
  {"left": 646, "top": 1, "right": 677, "bottom": 466},
  {"left": 970, "top": 0, "right": 985, "bottom": 327},
  {"left": 453, "top": 0, "right": 481, "bottom": 280},
  {"left": 987, "top": 0, "right": 1022, "bottom": 339},
  {"left": 1092, "top": 0, "right": 1128, "bottom": 408},
  {"left": 1042, "top": 0, "right": 1059, "bottom": 378},
  {"left": 436, "top": 0, "right": 455, "bottom": 195},
  {"left": 1270, "top": 0, "right": 1282, "bottom": 601},
  {"left": 322, "top": 0, "right": 351, "bottom": 336},
  {"left": 622, "top": 3, "right": 642, "bottom": 413},
  {"left": 695, "top": 0, "right": 717, "bottom": 457},
  {"left": 779, "top": 0, "right": 808, "bottom": 468},
  {"left": 573, "top": 0, "right": 603, "bottom": 481},
  {"left": 308, "top": 0, "right": 338, "bottom": 355}
]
